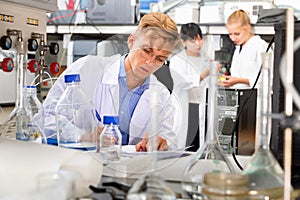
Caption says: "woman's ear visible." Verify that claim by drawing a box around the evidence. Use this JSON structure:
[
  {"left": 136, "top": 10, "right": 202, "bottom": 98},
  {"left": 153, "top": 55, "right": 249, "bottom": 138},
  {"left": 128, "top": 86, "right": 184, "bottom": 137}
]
[
  {"left": 246, "top": 24, "right": 252, "bottom": 33},
  {"left": 127, "top": 34, "right": 134, "bottom": 50}
]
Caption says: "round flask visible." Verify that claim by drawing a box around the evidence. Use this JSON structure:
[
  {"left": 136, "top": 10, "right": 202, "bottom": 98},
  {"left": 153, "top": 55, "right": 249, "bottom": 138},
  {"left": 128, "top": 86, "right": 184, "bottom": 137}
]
[{"left": 202, "top": 172, "right": 249, "bottom": 200}]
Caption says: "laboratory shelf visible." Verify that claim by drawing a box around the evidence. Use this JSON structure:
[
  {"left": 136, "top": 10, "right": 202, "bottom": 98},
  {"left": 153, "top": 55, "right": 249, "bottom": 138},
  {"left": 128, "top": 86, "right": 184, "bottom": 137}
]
[{"left": 46, "top": 23, "right": 275, "bottom": 35}]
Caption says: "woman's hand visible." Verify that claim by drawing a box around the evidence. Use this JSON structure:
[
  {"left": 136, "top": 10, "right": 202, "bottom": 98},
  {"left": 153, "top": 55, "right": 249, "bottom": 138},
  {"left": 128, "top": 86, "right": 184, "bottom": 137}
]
[
  {"left": 221, "top": 75, "right": 238, "bottom": 87},
  {"left": 221, "top": 75, "right": 249, "bottom": 87}
]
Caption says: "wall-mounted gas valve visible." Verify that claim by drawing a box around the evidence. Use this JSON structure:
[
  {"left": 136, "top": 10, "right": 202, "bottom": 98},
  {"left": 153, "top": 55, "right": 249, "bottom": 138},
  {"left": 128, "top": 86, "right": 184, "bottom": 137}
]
[
  {"left": 0, "top": 58, "right": 14, "bottom": 72},
  {"left": 0, "top": 35, "right": 12, "bottom": 50}
]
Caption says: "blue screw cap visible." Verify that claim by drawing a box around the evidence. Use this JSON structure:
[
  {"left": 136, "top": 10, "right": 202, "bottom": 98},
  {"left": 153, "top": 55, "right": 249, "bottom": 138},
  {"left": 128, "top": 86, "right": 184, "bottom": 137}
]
[
  {"left": 103, "top": 116, "right": 119, "bottom": 125},
  {"left": 25, "top": 85, "right": 36, "bottom": 89},
  {"left": 65, "top": 74, "right": 80, "bottom": 83}
]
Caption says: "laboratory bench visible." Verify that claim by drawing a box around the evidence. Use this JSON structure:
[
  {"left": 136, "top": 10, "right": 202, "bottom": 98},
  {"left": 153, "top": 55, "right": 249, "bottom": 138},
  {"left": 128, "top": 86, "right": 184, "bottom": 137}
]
[
  {"left": 2, "top": 136, "right": 300, "bottom": 199},
  {"left": 86, "top": 153, "right": 251, "bottom": 200},
  {"left": 0, "top": 137, "right": 251, "bottom": 199}
]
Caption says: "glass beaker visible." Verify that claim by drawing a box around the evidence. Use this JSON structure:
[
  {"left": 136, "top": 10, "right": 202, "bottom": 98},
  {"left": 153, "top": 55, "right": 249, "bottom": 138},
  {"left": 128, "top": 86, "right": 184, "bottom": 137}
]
[
  {"left": 181, "top": 61, "right": 235, "bottom": 199},
  {"left": 242, "top": 52, "right": 285, "bottom": 199}
]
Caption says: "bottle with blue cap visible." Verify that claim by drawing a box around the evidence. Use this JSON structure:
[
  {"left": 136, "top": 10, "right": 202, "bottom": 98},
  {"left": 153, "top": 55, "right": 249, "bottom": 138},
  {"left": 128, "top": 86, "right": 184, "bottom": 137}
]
[
  {"left": 25, "top": 85, "right": 46, "bottom": 144},
  {"left": 16, "top": 85, "right": 46, "bottom": 144},
  {"left": 100, "top": 116, "right": 122, "bottom": 162},
  {"left": 55, "top": 74, "right": 97, "bottom": 151}
]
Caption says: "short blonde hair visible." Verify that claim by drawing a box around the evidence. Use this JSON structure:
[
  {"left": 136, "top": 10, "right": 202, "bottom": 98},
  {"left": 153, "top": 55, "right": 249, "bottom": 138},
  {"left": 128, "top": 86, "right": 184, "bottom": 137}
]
[
  {"left": 136, "top": 12, "right": 181, "bottom": 51},
  {"left": 226, "top": 9, "right": 251, "bottom": 27},
  {"left": 138, "top": 12, "right": 178, "bottom": 33}
]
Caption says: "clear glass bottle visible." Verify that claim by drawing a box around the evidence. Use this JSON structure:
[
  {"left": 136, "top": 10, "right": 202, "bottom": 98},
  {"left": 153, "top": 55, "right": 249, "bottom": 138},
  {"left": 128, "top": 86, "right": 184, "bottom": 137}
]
[
  {"left": 55, "top": 74, "right": 97, "bottom": 151},
  {"left": 24, "top": 85, "right": 46, "bottom": 144},
  {"left": 181, "top": 61, "right": 235, "bottom": 200},
  {"left": 242, "top": 52, "right": 285, "bottom": 199},
  {"left": 99, "top": 116, "right": 122, "bottom": 162},
  {"left": 16, "top": 86, "right": 46, "bottom": 143}
]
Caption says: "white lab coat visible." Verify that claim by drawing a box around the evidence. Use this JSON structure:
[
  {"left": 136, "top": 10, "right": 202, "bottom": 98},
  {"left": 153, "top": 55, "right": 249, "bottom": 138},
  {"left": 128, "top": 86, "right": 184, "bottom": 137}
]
[
  {"left": 230, "top": 35, "right": 268, "bottom": 88},
  {"left": 43, "top": 54, "right": 177, "bottom": 149},
  {"left": 230, "top": 35, "right": 273, "bottom": 146},
  {"left": 169, "top": 49, "right": 210, "bottom": 149}
]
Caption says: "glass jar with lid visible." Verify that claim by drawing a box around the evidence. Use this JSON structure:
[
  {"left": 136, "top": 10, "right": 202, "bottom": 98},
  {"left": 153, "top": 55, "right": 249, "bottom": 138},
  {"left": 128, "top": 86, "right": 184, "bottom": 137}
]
[{"left": 201, "top": 172, "right": 249, "bottom": 200}]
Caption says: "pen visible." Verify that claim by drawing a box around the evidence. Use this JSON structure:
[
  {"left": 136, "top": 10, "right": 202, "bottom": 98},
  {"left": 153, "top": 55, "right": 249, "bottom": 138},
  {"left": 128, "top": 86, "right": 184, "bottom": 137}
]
[{"left": 95, "top": 110, "right": 101, "bottom": 122}]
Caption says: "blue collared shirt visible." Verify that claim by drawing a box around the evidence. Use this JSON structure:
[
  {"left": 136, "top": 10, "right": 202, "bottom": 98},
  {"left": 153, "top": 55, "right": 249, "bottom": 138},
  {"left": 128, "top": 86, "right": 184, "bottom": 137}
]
[{"left": 118, "top": 55, "right": 150, "bottom": 145}]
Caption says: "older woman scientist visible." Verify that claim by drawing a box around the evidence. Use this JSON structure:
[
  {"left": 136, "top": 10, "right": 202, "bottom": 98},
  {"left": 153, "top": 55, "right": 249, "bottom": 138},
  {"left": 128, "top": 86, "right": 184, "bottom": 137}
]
[{"left": 43, "top": 12, "right": 182, "bottom": 151}]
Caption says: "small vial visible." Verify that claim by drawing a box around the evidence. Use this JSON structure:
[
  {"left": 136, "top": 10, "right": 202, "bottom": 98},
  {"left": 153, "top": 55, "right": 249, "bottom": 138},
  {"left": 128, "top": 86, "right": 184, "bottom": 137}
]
[{"left": 99, "top": 116, "right": 122, "bottom": 162}]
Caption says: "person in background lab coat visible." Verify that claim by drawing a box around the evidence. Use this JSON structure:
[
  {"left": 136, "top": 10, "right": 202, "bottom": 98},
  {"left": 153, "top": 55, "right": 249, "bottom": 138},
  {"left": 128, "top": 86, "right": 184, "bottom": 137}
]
[
  {"left": 169, "top": 23, "right": 211, "bottom": 151},
  {"left": 43, "top": 12, "right": 181, "bottom": 151},
  {"left": 222, "top": 9, "right": 269, "bottom": 88},
  {"left": 223, "top": 9, "right": 273, "bottom": 147}
]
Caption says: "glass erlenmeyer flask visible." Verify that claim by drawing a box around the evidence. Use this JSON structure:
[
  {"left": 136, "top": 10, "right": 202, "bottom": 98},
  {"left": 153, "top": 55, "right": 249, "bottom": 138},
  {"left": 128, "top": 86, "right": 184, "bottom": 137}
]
[
  {"left": 242, "top": 52, "right": 285, "bottom": 199},
  {"left": 182, "top": 61, "right": 235, "bottom": 199},
  {"left": 0, "top": 38, "right": 26, "bottom": 138},
  {"left": 126, "top": 87, "right": 176, "bottom": 200}
]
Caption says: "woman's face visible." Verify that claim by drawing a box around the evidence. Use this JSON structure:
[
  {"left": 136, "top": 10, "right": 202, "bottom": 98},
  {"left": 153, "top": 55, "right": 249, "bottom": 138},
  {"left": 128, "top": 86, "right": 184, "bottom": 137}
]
[
  {"left": 126, "top": 33, "right": 172, "bottom": 80},
  {"left": 184, "top": 35, "right": 203, "bottom": 56},
  {"left": 226, "top": 23, "right": 251, "bottom": 46}
]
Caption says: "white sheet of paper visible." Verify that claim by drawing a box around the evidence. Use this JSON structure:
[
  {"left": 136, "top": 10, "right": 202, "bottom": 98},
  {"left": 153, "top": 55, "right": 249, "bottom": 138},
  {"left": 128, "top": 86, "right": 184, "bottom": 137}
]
[{"left": 122, "top": 145, "right": 191, "bottom": 160}]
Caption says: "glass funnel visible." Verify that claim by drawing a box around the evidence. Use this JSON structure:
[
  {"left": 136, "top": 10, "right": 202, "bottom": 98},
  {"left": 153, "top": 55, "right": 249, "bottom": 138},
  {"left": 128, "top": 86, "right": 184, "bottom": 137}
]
[
  {"left": 126, "top": 86, "right": 176, "bottom": 200},
  {"left": 181, "top": 61, "right": 235, "bottom": 199},
  {"left": 242, "top": 52, "right": 285, "bottom": 199}
]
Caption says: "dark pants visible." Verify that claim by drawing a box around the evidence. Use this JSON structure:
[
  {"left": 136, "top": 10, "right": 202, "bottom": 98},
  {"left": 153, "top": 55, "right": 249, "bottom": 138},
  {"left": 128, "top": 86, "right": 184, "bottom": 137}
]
[{"left": 186, "top": 103, "right": 200, "bottom": 152}]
